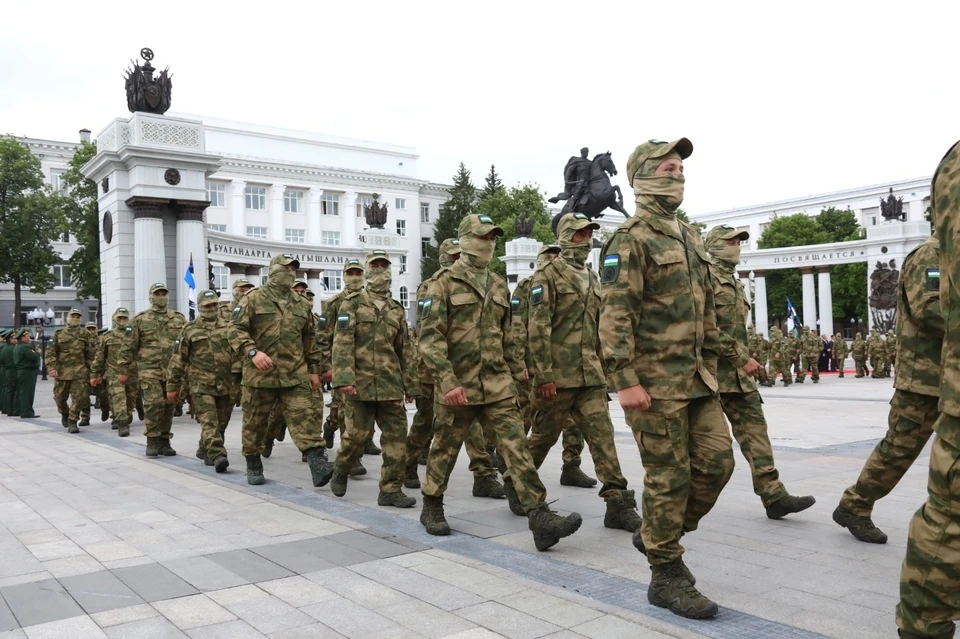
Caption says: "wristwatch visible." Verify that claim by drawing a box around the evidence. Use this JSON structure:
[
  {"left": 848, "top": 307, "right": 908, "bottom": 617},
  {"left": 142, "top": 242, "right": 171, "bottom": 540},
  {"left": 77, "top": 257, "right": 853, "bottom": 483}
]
[{"left": 248, "top": 349, "right": 258, "bottom": 358}]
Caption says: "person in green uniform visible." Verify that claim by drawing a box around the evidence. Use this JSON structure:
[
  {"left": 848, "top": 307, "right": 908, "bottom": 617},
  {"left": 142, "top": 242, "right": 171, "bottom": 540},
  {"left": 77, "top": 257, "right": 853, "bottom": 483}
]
[
  {"left": 13, "top": 329, "right": 39, "bottom": 418},
  {"left": 2, "top": 331, "right": 19, "bottom": 416},
  {"left": 0, "top": 330, "right": 9, "bottom": 414}
]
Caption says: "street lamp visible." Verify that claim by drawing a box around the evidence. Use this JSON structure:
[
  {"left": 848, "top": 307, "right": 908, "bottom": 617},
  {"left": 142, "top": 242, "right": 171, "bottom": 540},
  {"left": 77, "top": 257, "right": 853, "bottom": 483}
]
[{"left": 27, "top": 308, "right": 54, "bottom": 380}]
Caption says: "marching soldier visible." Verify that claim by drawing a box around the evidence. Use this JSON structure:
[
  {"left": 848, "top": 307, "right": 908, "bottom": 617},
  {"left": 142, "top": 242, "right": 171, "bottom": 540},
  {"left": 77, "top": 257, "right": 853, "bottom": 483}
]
[
  {"left": 80, "top": 322, "right": 108, "bottom": 424},
  {"left": 801, "top": 326, "right": 823, "bottom": 383},
  {"left": 868, "top": 329, "right": 885, "bottom": 378},
  {"left": 91, "top": 308, "right": 137, "bottom": 437},
  {"left": 833, "top": 332, "right": 848, "bottom": 377},
  {"left": 852, "top": 332, "right": 868, "bottom": 377},
  {"left": 770, "top": 327, "right": 791, "bottom": 386},
  {"left": 47, "top": 308, "right": 95, "bottom": 433},
  {"left": 13, "top": 329, "right": 39, "bottom": 419}
]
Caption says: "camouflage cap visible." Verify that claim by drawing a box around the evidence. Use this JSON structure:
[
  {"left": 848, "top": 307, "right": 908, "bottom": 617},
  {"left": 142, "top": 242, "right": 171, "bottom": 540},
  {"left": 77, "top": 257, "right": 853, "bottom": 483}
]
[
  {"left": 305, "top": 288, "right": 315, "bottom": 299},
  {"left": 457, "top": 213, "right": 503, "bottom": 238},
  {"left": 69, "top": 307, "right": 83, "bottom": 316},
  {"left": 343, "top": 258, "right": 365, "bottom": 274},
  {"left": 85, "top": 322, "right": 97, "bottom": 329},
  {"left": 269, "top": 253, "right": 300, "bottom": 269},
  {"left": 232, "top": 278, "right": 254, "bottom": 291},
  {"left": 197, "top": 289, "right": 219, "bottom": 306},
  {"left": 113, "top": 307, "right": 130, "bottom": 318},
  {"left": 626, "top": 138, "right": 693, "bottom": 181},
  {"left": 557, "top": 212, "right": 600, "bottom": 240},
  {"left": 149, "top": 283, "right": 168, "bottom": 295},
  {"left": 439, "top": 238, "right": 461, "bottom": 256},
  {"left": 365, "top": 249, "right": 392, "bottom": 266},
  {"left": 293, "top": 278, "right": 308, "bottom": 289},
  {"left": 705, "top": 224, "right": 749, "bottom": 248},
  {"left": 537, "top": 244, "right": 562, "bottom": 258}
]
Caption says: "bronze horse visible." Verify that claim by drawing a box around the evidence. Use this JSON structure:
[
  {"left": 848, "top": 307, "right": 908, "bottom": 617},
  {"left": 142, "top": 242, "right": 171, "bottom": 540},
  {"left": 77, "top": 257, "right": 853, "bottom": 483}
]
[{"left": 550, "top": 152, "right": 628, "bottom": 235}]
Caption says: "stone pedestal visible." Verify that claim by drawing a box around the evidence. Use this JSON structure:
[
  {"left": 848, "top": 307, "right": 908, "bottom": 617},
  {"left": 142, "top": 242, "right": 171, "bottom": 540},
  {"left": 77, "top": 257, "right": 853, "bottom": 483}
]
[{"left": 503, "top": 237, "right": 543, "bottom": 294}]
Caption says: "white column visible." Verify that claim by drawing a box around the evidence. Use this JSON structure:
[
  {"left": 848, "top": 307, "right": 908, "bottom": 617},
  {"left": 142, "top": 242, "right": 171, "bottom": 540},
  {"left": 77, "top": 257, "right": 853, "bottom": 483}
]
[
  {"left": 818, "top": 268, "right": 834, "bottom": 338},
  {"left": 176, "top": 204, "right": 208, "bottom": 318},
  {"left": 270, "top": 183, "right": 285, "bottom": 241},
  {"left": 132, "top": 205, "right": 166, "bottom": 313},
  {"left": 740, "top": 272, "right": 753, "bottom": 326},
  {"left": 801, "top": 268, "right": 817, "bottom": 330},
  {"left": 306, "top": 188, "right": 322, "bottom": 244},
  {"left": 753, "top": 272, "right": 768, "bottom": 337},
  {"left": 343, "top": 191, "right": 358, "bottom": 247},
  {"left": 306, "top": 271, "right": 323, "bottom": 313},
  {"left": 230, "top": 179, "right": 246, "bottom": 235}
]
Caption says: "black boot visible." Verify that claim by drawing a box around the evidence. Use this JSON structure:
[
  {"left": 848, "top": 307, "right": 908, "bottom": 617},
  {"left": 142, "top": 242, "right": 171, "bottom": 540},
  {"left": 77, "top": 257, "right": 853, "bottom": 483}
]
[
  {"left": 364, "top": 440, "right": 382, "bottom": 455},
  {"left": 527, "top": 503, "right": 582, "bottom": 551},
  {"left": 560, "top": 461, "right": 597, "bottom": 488},
  {"left": 67, "top": 420, "right": 80, "bottom": 434},
  {"left": 503, "top": 480, "right": 526, "bottom": 516},
  {"left": 403, "top": 466, "right": 421, "bottom": 489},
  {"left": 603, "top": 489, "right": 642, "bottom": 532},
  {"left": 145, "top": 437, "right": 160, "bottom": 457},
  {"left": 420, "top": 495, "right": 450, "bottom": 536},
  {"left": 648, "top": 560, "right": 717, "bottom": 619},
  {"left": 765, "top": 494, "right": 815, "bottom": 519},
  {"left": 245, "top": 455, "right": 265, "bottom": 485},
  {"left": 306, "top": 448, "right": 335, "bottom": 487},
  {"left": 157, "top": 439, "right": 177, "bottom": 457}
]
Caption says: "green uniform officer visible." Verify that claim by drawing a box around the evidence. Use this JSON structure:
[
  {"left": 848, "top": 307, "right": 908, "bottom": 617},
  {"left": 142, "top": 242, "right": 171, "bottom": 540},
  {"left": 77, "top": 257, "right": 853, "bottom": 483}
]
[{"left": 13, "top": 329, "right": 39, "bottom": 418}]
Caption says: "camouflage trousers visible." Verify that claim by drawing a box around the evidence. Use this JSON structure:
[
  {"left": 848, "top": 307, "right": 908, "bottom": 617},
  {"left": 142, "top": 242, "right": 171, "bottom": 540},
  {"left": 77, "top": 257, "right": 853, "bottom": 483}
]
[
  {"left": 528, "top": 388, "right": 585, "bottom": 466},
  {"left": 770, "top": 357, "right": 791, "bottom": 386},
  {"left": 139, "top": 379, "right": 174, "bottom": 440},
  {"left": 106, "top": 375, "right": 138, "bottom": 425},
  {"left": 719, "top": 391, "right": 788, "bottom": 508},
  {"left": 323, "top": 388, "right": 345, "bottom": 439},
  {"left": 528, "top": 386, "right": 627, "bottom": 498},
  {"left": 193, "top": 393, "right": 234, "bottom": 461},
  {"left": 336, "top": 399, "right": 407, "bottom": 493},
  {"left": 230, "top": 372, "right": 242, "bottom": 407},
  {"left": 424, "top": 398, "right": 547, "bottom": 512},
  {"left": 404, "top": 384, "right": 497, "bottom": 477},
  {"left": 54, "top": 378, "right": 90, "bottom": 422},
  {"left": 81, "top": 382, "right": 106, "bottom": 420},
  {"left": 757, "top": 360, "right": 770, "bottom": 386},
  {"left": 871, "top": 355, "right": 885, "bottom": 376},
  {"left": 628, "top": 395, "right": 734, "bottom": 565},
  {"left": 840, "top": 390, "right": 939, "bottom": 517},
  {"left": 801, "top": 355, "right": 819, "bottom": 381},
  {"left": 854, "top": 357, "right": 868, "bottom": 377},
  {"left": 240, "top": 383, "right": 325, "bottom": 456},
  {"left": 896, "top": 428, "right": 960, "bottom": 638}
]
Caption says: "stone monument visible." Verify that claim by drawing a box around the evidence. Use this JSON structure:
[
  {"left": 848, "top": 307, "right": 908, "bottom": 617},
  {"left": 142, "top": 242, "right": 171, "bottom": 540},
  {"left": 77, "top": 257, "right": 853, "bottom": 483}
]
[
  {"left": 548, "top": 147, "right": 628, "bottom": 235},
  {"left": 503, "top": 212, "right": 541, "bottom": 294}
]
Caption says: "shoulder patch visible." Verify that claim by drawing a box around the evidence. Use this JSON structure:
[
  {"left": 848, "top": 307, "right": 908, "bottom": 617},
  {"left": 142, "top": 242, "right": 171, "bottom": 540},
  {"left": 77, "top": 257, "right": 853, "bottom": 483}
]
[
  {"left": 601, "top": 254, "right": 621, "bottom": 283},
  {"left": 318, "top": 315, "right": 327, "bottom": 328},
  {"left": 173, "top": 338, "right": 180, "bottom": 353},
  {"left": 511, "top": 297, "right": 520, "bottom": 312},
  {"left": 336, "top": 313, "right": 350, "bottom": 330},
  {"left": 927, "top": 268, "right": 940, "bottom": 291},
  {"left": 231, "top": 305, "right": 242, "bottom": 321},
  {"left": 531, "top": 285, "right": 543, "bottom": 306},
  {"left": 420, "top": 298, "right": 433, "bottom": 319},
  {"left": 124, "top": 326, "right": 133, "bottom": 336}
]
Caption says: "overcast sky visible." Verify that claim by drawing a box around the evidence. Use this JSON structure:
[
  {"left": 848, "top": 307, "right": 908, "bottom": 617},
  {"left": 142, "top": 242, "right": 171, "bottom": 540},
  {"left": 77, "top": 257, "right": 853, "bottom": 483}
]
[{"left": 3, "top": 1, "right": 958, "bottom": 217}]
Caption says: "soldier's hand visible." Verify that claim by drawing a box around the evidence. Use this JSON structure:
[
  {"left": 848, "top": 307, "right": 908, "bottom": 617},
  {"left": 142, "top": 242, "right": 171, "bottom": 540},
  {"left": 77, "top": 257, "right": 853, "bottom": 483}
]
[
  {"left": 166, "top": 391, "right": 179, "bottom": 404},
  {"left": 743, "top": 358, "right": 763, "bottom": 378},
  {"left": 618, "top": 384, "right": 652, "bottom": 411},
  {"left": 118, "top": 374, "right": 128, "bottom": 385},
  {"left": 48, "top": 369, "right": 58, "bottom": 378},
  {"left": 342, "top": 385, "right": 357, "bottom": 396},
  {"left": 89, "top": 378, "right": 98, "bottom": 387},
  {"left": 309, "top": 374, "right": 320, "bottom": 392},
  {"left": 405, "top": 396, "right": 415, "bottom": 404},
  {"left": 538, "top": 382, "right": 557, "bottom": 400},
  {"left": 321, "top": 370, "right": 333, "bottom": 384},
  {"left": 252, "top": 351, "right": 274, "bottom": 371},
  {"left": 445, "top": 386, "right": 468, "bottom": 406}
]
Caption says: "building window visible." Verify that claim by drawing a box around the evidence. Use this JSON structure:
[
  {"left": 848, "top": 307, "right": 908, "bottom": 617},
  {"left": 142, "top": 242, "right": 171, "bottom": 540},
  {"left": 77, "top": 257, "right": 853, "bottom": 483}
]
[
  {"left": 399, "top": 286, "right": 408, "bottom": 308},
  {"left": 399, "top": 254, "right": 407, "bottom": 274},
  {"left": 356, "top": 195, "right": 371, "bottom": 218},
  {"left": 246, "top": 226, "right": 268, "bottom": 239},
  {"left": 54, "top": 307, "right": 71, "bottom": 325},
  {"left": 322, "top": 269, "right": 343, "bottom": 292},
  {"left": 321, "top": 192, "right": 339, "bottom": 216},
  {"left": 206, "top": 182, "right": 225, "bottom": 207},
  {"left": 50, "top": 170, "right": 67, "bottom": 194},
  {"left": 284, "top": 189, "right": 304, "bottom": 213},
  {"left": 321, "top": 231, "right": 341, "bottom": 246},
  {"left": 421, "top": 237, "right": 431, "bottom": 255},
  {"left": 285, "top": 228, "right": 305, "bottom": 243},
  {"left": 396, "top": 220, "right": 407, "bottom": 237},
  {"left": 395, "top": 198, "right": 406, "bottom": 210},
  {"left": 258, "top": 267, "right": 269, "bottom": 286},
  {"left": 244, "top": 185, "right": 266, "bottom": 210},
  {"left": 53, "top": 263, "right": 72, "bottom": 288},
  {"left": 420, "top": 202, "right": 430, "bottom": 223},
  {"left": 208, "top": 224, "right": 226, "bottom": 232},
  {"left": 58, "top": 232, "right": 70, "bottom": 243},
  {"left": 212, "top": 265, "right": 228, "bottom": 290}
]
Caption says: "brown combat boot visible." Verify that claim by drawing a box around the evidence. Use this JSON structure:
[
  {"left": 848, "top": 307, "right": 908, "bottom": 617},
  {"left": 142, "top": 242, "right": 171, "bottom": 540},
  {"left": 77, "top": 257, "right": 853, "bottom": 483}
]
[
  {"left": 832, "top": 505, "right": 888, "bottom": 543},
  {"left": 157, "top": 439, "right": 177, "bottom": 456},
  {"left": 145, "top": 437, "right": 160, "bottom": 457},
  {"left": 472, "top": 475, "right": 505, "bottom": 499},
  {"left": 648, "top": 560, "right": 717, "bottom": 619},
  {"left": 403, "top": 466, "right": 421, "bottom": 489},
  {"left": 560, "top": 461, "right": 597, "bottom": 488},
  {"left": 503, "top": 480, "right": 526, "bottom": 516},
  {"left": 527, "top": 503, "right": 583, "bottom": 551},
  {"left": 603, "top": 489, "right": 642, "bottom": 532},
  {"left": 420, "top": 495, "right": 450, "bottom": 536}
]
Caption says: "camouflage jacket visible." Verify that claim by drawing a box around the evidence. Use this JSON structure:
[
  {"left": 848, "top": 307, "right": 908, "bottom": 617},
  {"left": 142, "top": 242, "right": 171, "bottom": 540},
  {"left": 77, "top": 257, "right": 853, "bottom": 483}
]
[
  {"left": 92, "top": 330, "right": 126, "bottom": 378},
  {"left": 13, "top": 343, "right": 39, "bottom": 371},
  {"left": 511, "top": 277, "right": 534, "bottom": 373},
  {"left": 851, "top": 337, "right": 867, "bottom": 358},
  {"left": 885, "top": 334, "right": 899, "bottom": 358},
  {"left": 894, "top": 236, "right": 941, "bottom": 397},
  {"left": 934, "top": 140, "right": 960, "bottom": 445},
  {"left": 599, "top": 213, "right": 719, "bottom": 400},
  {"left": 789, "top": 335, "right": 802, "bottom": 360},
  {"left": 167, "top": 316, "right": 235, "bottom": 397},
  {"left": 529, "top": 257, "right": 605, "bottom": 388},
  {"left": 332, "top": 290, "right": 417, "bottom": 400},
  {"left": 47, "top": 326, "right": 95, "bottom": 381},
  {"left": 834, "top": 337, "right": 848, "bottom": 360},
  {"left": 231, "top": 282, "right": 320, "bottom": 388},
  {"left": 708, "top": 265, "right": 757, "bottom": 394},
  {"left": 221, "top": 304, "right": 243, "bottom": 374},
  {"left": 317, "top": 290, "right": 350, "bottom": 374},
  {"left": 769, "top": 333, "right": 786, "bottom": 362},
  {"left": 415, "top": 279, "right": 438, "bottom": 384},
  {"left": 867, "top": 334, "right": 885, "bottom": 358},
  {"left": 801, "top": 332, "right": 822, "bottom": 359},
  {"left": 418, "top": 260, "right": 522, "bottom": 405},
  {"left": 118, "top": 309, "right": 186, "bottom": 381}
]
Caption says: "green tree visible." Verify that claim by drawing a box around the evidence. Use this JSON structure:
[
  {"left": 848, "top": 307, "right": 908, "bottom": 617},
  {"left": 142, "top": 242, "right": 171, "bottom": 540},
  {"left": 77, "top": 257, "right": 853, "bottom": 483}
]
[
  {"left": 0, "top": 138, "right": 68, "bottom": 328},
  {"left": 479, "top": 164, "right": 503, "bottom": 201},
  {"left": 422, "top": 162, "right": 475, "bottom": 280},
  {"left": 676, "top": 208, "right": 706, "bottom": 234},
  {"left": 476, "top": 183, "right": 553, "bottom": 276},
  {"left": 61, "top": 141, "right": 102, "bottom": 326}
]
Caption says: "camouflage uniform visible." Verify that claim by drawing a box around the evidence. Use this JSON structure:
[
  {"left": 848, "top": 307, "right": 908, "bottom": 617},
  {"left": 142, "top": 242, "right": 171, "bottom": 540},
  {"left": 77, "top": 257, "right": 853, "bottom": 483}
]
[
  {"left": 225, "top": 279, "right": 255, "bottom": 407},
  {"left": 833, "top": 333, "right": 848, "bottom": 377},
  {"left": 232, "top": 253, "right": 333, "bottom": 487},
  {"left": 331, "top": 251, "right": 418, "bottom": 505},
  {"left": 600, "top": 138, "right": 733, "bottom": 618},
  {"left": 706, "top": 225, "right": 813, "bottom": 517},
  {"left": 47, "top": 309, "right": 96, "bottom": 431},
  {"left": 91, "top": 308, "right": 138, "bottom": 436},
  {"left": 527, "top": 213, "right": 640, "bottom": 531},
  {"left": 885, "top": 330, "right": 898, "bottom": 376},
  {"left": 852, "top": 333, "right": 868, "bottom": 377},
  {"left": 789, "top": 333, "right": 804, "bottom": 382},
  {"left": 167, "top": 290, "right": 236, "bottom": 470},
  {"left": 800, "top": 327, "right": 822, "bottom": 383},
  {"left": 419, "top": 214, "right": 583, "bottom": 551},
  {"left": 81, "top": 323, "right": 105, "bottom": 424},
  {"left": 896, "top": 142, "right": 960, "bottom": 639},
  {"left": 868, "top": 329, "right": 886, "bottom": 378},
  {"left": 119, "top": 284, "right": 186, "bottom": 454}
]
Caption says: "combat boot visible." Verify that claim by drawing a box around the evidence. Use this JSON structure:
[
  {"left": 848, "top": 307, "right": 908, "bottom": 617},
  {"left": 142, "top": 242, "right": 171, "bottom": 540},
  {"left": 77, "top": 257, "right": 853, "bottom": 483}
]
[
  {"left": 78, "top": 417, "right": 91, "bottom": 426},
  {"left": 420, "top": 495, "right": 450, "bottom": 536},
  {"left": 603, "top": 489, "right": 642, "bottom": 532},
  {"left": 631, "top": 531, "right": 696, "bottom": 585},
  {"left": 145, "top": 437, "right": 160, "bottom": 457},
  {"left": 306, "top": 448, "right": 335, "bottom": 487},
  {"left": 195, "top": 444, "right": 205, "bottom": 460},
  {"left": 118, "top": 422, "right": 130, "bottom": 438},
  {"left": 349, "top": 460, "right": 367, "bottom": 476},
  {"left": 245, "top": 455, "right": 265, "bottom": 485},
  {"left": 832, "top": 505, "right": 888, "bottom": 543},
  {"left": 527, "top": 503, "right": 583, "bottom": 551},
  {"left": 378, "top": 490, "right": 416, "bottom": 508},
  {"left": 67, "top": 420, "right": 80, "bottom": 434},
  {"left": 157, "top": 439, "right": 177, "bottom": 456},
  {"left": 560, "top": 461, "right": 598, "bottom": 488},
  {"left": 765, "top": 494, "right": 815, "bottom": 519},
  {"left": 101, "top": 404, "right": 110, "bottom": 422},
  {"left": 262, "top": 438, "right": 274, "bottom": 458},
  {"left": 648, "top": 559, "right": 718, "bottom": 619},
  {"left": 111, "top": 420, "right": 119, "bottom": 430},
  {"left": 61, "top": 414, "right": 68, "bottom": 428},
  {"left": 322, "top": 424, "right": 336, "bottom": 450},
  {"left": 403, "top": 466, "right": 421, "bottom": 489},
  {"left": 503, "top": 480, "right": 526, "bottom": 516},
  {"left": 136, "top": 405, "right": 144, "bottom": 421},
  {"left": 213, "top": 456, "right": 229, "bottom": 473},
  {"left": 898, "top": 629, "right": 955, "bottom": 639},
  {"left": 173, "top": 404, "right": 183, "bottom": 417},
  {"left": 204, "top": 457, "right": 214, "bottom": 467},
  {"left": 418, "top": 444, "right": 429, "bottom": 466},
  {"left": 330, "top": 471, "right": 348, "bottom": 497},
  {"left": 472, "top": 475, "right": 506, "bottom": 499},
  {"left": 364, "top": 440, "right": 382, "bottom": 455}
]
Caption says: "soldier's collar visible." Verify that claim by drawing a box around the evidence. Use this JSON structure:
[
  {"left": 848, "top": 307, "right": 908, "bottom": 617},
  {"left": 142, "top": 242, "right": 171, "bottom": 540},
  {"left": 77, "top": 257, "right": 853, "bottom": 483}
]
[{"left": 639, "top": 209, "right": 684, "bottom": 241}]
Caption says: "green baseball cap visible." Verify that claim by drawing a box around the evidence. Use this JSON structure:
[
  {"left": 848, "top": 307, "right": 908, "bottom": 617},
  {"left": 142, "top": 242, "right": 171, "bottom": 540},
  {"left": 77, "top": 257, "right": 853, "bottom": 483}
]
[
  {"left": 197, "top": 289, "right": 219, "bottom": 306},
  {"left": 343, "top": 258, "right": 365, "bottom": 274},
  {"left": 458, "top": 214, "right": 503, "bottom": 238},
  {"left": 149, "top": 283, "right": 168, "bottom": 295},
  {"left": 270, "top": 253, "right": 300, "bottom": 269},
  {"left": 537, "top": 244, "right": 562, "bottom": 258},
  {"left": 365, "top": 249, "right": 392, "bottom": 266},
  {"left": 439, "top": 238, "right": 461, "bottom": 256},
  {"left": 626, "top": 137, "right": 693, "bottom": 181},
  {"left": 232, "top": 278, "right": 254, "bottom": 291},
  {"left": 706, "top": 224, "right": 749, "bottom": 248}
]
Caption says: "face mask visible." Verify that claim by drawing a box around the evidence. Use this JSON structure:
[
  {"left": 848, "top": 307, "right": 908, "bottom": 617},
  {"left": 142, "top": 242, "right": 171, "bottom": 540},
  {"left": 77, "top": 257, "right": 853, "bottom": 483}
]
[
  {"left": 365, "top": 267, "right": 392, "bottom": 296},
  {"left": 114, "top": 318, "right": 128, "bottom": 329},
  {"left": 710, "top": 244, "right": 741, "bottom": 267},
  {"left": 344, "top": 274, "right": 364, "bottom": 292},
  {"left": 633, "top": 173, "right": 685, "bottom": 213},
  {"left": 67, "top": 317, "right": 81, "bottom": 328},
  {"left": 459, "top": 234, "right": 496, "bottom": 269},
  {"left": 151, "top": 295, "right": 168, "bottom": 310},
  {"left": 199, "top": 306, "right": 219, "bottom": 321},
  {"left": 268, "top": 266, "right": 295, "bottom": 289},
  {"left": 439, "top": 253, "right": 460, "bottom": 269},
  {"left": 233, "top": 289, "right": 249, "bottom": 302}
]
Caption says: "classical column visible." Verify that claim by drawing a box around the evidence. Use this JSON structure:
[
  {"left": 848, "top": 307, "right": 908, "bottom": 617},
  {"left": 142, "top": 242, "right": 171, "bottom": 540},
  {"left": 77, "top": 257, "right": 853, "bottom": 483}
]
[
  {"left": 801, "top": 267, "right": 817, "bottom": 329},
  {"left": 176, "top": 202, "right": 209, "bottom": 318},
  {"left": 306, "top": 188, "right": 322, "bottom": 245},
  {"left": 740, "top": 272, "right": 753, "bottom": 326},
  {"left": 230, "top": 179, "right": 246, "bottom": 235},
  {"left": 128, "top": 197, "right": 167, "bottom": 313},
  {"left": 306, "top": 271, "right": 323, "bottom": 312},
  {"left": 343, "top": 191, "right": 358, "bottom": 247},
  {"left": 270, "top": 183, "right": 285, "bottom": 241},
  {"left": 818, "top": 267, "right": 834, "bottom": 338},
  {"left": 753, "top": 271, "right": 768, "bottom": 337}
]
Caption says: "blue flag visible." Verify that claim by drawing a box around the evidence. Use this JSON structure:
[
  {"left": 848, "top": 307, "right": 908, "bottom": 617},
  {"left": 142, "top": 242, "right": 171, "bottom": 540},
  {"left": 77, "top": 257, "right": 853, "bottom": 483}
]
[
  {"left": 786, "top": 299, "right": 801, "bottom": 337},
  {"left": 184, "top": 257, "right": 197, "bottom": 320}
]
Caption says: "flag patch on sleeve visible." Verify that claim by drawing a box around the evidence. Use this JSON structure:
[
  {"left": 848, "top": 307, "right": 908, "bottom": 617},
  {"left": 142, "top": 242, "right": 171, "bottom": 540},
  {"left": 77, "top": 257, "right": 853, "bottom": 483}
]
[
  {"left": 336, "top": 313, "right": 350, "bottom": 330},
  {"left": 601, "top": 254, "right": 621, "bottom": 282},
  {"left": 420, "top": 298, "right": 433, "bottom": 318},
  {"left": 927, "top": 268, "right": 940, "bottom": 291},
  {"left": 531, "top": 285, "right": 543, "bottom": 306}
]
